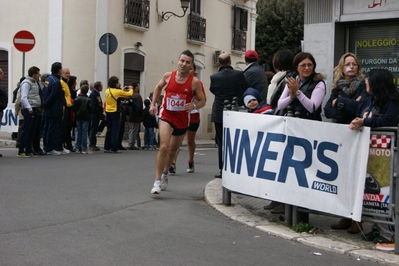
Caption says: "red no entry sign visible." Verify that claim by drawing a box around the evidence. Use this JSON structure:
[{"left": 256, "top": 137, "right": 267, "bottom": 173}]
[{"left": 13, "top": 30, "right": 35, "bottom": 52}]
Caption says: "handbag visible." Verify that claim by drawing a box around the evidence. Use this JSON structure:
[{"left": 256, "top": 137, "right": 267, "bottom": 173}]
[{"left": 108, "top": 88, "right": 125, "bottom": 112}]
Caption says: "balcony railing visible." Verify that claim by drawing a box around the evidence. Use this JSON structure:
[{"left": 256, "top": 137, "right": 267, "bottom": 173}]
[
  {"left": 232, "top": 28, "right": 246, "bottom": 52},
  {"left": 187, "top": 14, "right": 206, "bottom": 43},
  {"left": 124, "top": 0, "right": 150, "bottom": 29}
]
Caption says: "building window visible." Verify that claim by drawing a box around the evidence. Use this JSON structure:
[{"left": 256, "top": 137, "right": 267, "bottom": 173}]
[
  {"left": 190, "top": 0, "right": 201, "bottom": 15},
  {"left": 187, "top": 0, "right": 206, "bottom": 43},
  {"left": 124, "top": 0, "right": 150, "bottom": 29},
  {"left": 188, "top": 14, "right": 206, "bottom": 43},
  {"left": 232, "top": 5, "right": 247, "bottom": 52}
]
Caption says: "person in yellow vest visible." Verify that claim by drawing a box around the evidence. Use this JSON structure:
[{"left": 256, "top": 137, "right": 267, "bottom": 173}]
[
  {"left": 60, "top": 68, "right": 73, "bottom": 153},
  {"left": 104, "top": 76, "right": 133, "bottom": 153}
]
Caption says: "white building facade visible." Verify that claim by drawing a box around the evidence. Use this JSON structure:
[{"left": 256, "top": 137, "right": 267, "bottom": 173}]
[{"left": 0, "top": 0, "right": 259, "bottom": 139}]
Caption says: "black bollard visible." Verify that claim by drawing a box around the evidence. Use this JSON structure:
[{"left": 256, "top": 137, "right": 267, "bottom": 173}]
[
  {"left": 294, "top": 106, "right": 301, "bottom": 117},
  {"left": 232, "top": 97, "right": 239, "bottom": 111},
  {"left": 287, "top": 105, "right": 294, "bottom": 117},
  {"left": 231, "top": 100, "right": 238, "bottom": 111},
  {"left": 223, "top": 100, "right": 230, "bottom": 111}
]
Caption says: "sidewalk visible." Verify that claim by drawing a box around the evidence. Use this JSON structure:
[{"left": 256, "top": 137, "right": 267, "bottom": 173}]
[
  {"left": 205, "top": 179, "right": 399, "bottom": 265},
  {"left": 1, "top": 131, "right": 398, "bottom": 264},
  {"left": 0, "top": 131, "right": 17, "bottom": 149},
  {"left": 0, "top": 131, "right": 216, "bottom": 150}
]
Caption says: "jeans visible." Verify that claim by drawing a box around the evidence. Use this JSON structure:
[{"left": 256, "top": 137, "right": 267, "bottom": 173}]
[
  {"left": 117, "top": 112, "right": 126, "bottom": 148},
  {"left": 32, "top": 112, "right": 43, "bottom": 152},
  {"left": 144, "top": 127, "right": 155, "bottom": 147},
  {"left": 104, "top": 112, "right": 121, "bottom": 151},
  {"left": 74, "top": 119, "right": 89, "bottom": 151},
  {"left": 19, "top": 109, "right": 39, "bottom": 154},
  {"left": 62, "top": 107, "right": 73, "bottom": 149},
  {"left": 136, "top": 132, "right": 141, "bottom": 147},
  {"left": 89, "top": 113, "right": 101, "bottom": 148},
  {"left": 43, "top": 116, "right": 62, "bottom": 152}
]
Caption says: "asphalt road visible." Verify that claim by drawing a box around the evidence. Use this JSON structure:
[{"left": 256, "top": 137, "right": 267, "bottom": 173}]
[{"left": 0, "top": 145, "right": 378, "bottom": 265}]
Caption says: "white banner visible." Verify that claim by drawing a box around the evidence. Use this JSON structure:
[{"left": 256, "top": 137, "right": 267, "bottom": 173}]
[
  {"left": 222, "top": 111, "right": 370, "bottom": 221},
  {"left": 0, "top": 103, "right": 18, "bottom": 132}
]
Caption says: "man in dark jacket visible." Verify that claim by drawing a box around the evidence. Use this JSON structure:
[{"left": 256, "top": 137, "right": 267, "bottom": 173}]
[
  {"left": 89, "top": 81, "right": 103, "bottom": 151},
  {"left": 42, "top": 62, "right": 65, "bottom": 155},
  {"left": 0, "top": 68, "right": 8, "bottom": 157},
  {"left": 127, "top": 82, "right": 144, "bottom": 150},
  {"left": 243, "top": 50, "right": 269, "bottom": 102},
  {"left": 210, "top": 53, "right": 249, "bottom": 178}
]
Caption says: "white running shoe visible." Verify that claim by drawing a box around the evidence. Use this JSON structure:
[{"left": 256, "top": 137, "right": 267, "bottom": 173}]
[
  {"left": 160, "top": 174, "right": 168, "bottom": 191},
  {"left": 47, "top": 150, "right": 61, "bottom": 156},
  {"left": 151, "top": 180, "right": 161, "bottom": 194},
  {"left": 61, "top": 148, "right": 70, "bottom": 154}
]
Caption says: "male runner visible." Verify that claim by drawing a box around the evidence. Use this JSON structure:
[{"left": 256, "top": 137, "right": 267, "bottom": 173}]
[{"left": 149, "top": 50, "right": 206, "bottom": 194}]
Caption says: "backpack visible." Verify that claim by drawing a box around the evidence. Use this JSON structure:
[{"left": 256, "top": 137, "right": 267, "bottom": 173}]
[
  {"left": 126, "top": 96, "right": 144, "bottom": 122},
  {"left": 126, "top": 97, "right": 140, "bottom": 116}
]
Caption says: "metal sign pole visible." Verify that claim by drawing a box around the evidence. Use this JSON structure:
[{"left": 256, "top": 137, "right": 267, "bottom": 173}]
[
  {"left": 22, "top": 52, "right": 25, "bottom": 77},
  {"left": 99, "top": 32, "right": 117, "bottom": 83},
  {"left": 106, "top": 33, "right": 110, "bottom": 82}
]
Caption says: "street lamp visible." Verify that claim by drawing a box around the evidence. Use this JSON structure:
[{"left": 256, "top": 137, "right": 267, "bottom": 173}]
[{"left": 161, "top": 0, "right": 190, "bottom": 21}]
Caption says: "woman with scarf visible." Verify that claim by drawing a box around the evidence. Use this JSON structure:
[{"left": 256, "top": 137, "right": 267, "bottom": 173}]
[
  {"left": 324, "top": 53, "right": 368, "bottom": 124},
  {"left": 324, "top": 53, "right": 368, "bottom": 234},
  {"left": 325, "top": 53, "right": 368, "bottom": 234}
]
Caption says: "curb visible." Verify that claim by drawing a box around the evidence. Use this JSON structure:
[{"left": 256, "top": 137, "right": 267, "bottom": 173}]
[
  {"left": 204, "top": 178, "right": 399, "bottom": 265},
  {"left": 0, "top": 139, "right": 16, "bottom": 148}
]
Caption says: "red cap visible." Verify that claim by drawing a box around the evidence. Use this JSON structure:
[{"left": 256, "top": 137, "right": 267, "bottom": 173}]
[{"left": 245, "top": 50, "right": 258, "bottom": 59}]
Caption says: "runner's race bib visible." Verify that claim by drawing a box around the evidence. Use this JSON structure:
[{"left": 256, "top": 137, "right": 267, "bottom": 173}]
[{"left": 166, "top": 93, "right": 187, "bottom": 111}]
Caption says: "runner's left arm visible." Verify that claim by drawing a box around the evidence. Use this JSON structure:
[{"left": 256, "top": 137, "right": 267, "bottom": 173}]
[{"left": 184, "top": 78, "right": 206, "bottom": 111}]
